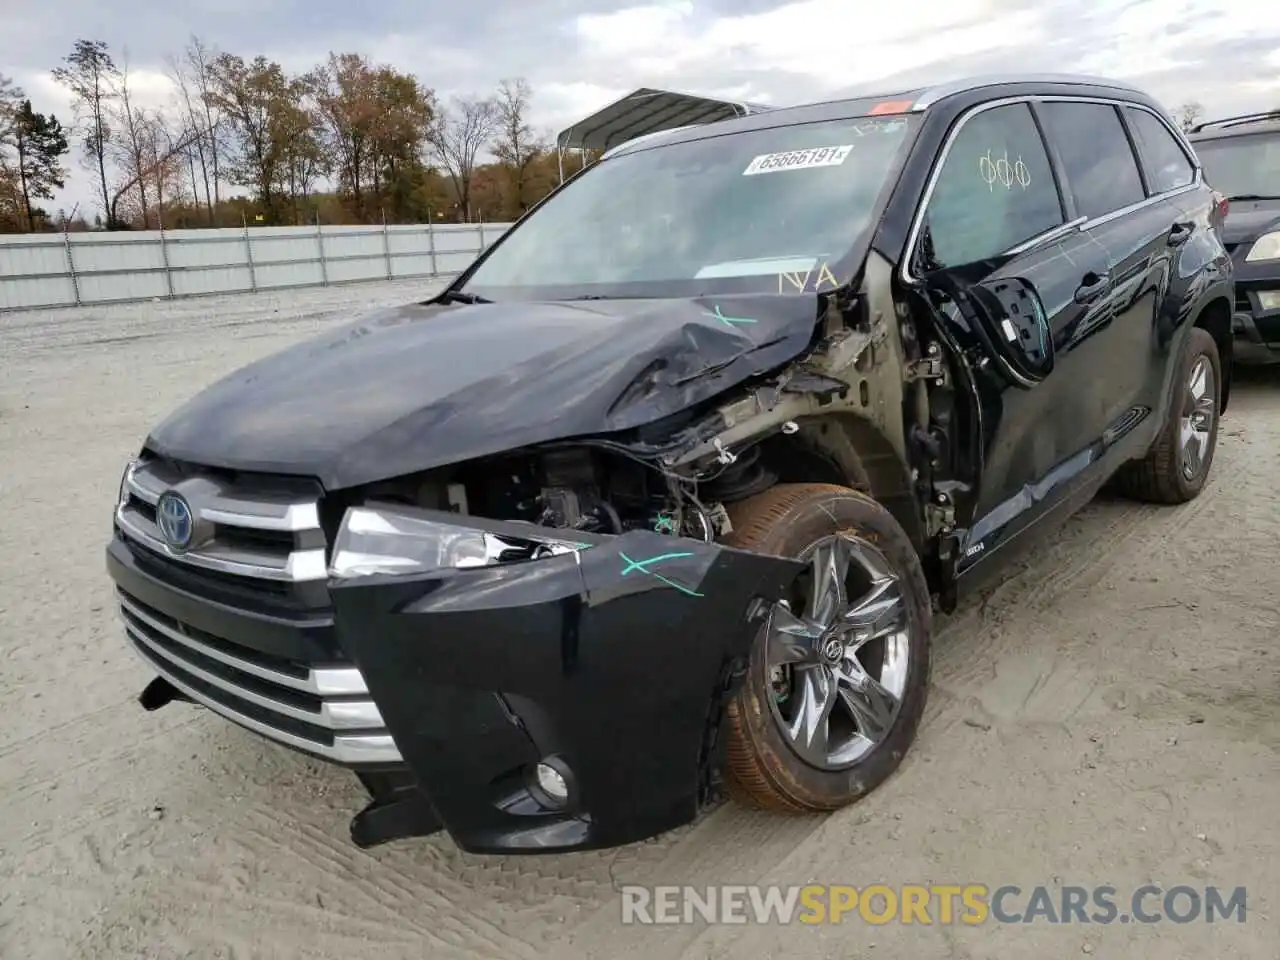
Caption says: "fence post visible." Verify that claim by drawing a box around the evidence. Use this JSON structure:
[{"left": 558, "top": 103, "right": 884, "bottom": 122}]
[
  {"left": 478, "top": 217, "right": 486, "bottom": 255},
  {"left": 242, "top": 213, "right": 258, "bottom": 293},
  {"left": 381, "top": 208, "right": 392, "bottom": 280},
  {"left": 316, "top": 212, "right": 329, "bottom": 286},
  {"left": 62, "top": 230, "right": 82, "bottom": 306},
  {"left": 426, "top": 209, "right": 438, "bottom": 277},
  {"left": 157, "top": 222, "right": 175, "bottom": 299}
]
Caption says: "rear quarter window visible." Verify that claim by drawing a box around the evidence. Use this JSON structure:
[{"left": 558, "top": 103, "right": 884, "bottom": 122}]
[{"left": 1124, "top": 107, "right": 1195, "bottom": 194}]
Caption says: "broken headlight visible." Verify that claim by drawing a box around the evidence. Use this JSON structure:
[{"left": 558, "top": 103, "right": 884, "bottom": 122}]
[{"left": 329, "top": 505, "right": 590, "bottom": 579}]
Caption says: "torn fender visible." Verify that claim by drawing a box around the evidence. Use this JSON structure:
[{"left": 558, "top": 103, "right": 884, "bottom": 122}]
[{"left": 329, "top": 525, "right": 805, "bottom": 854}]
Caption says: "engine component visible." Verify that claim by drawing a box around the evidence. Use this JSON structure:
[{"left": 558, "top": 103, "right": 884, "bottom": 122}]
[{"left": 701, "top": 445, "right": 776, "bottom": 503}]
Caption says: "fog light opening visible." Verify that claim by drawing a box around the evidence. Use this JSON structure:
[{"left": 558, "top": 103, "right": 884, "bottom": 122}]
[{"left": 530, "top": 757, "right": 573, "bottom": 810}]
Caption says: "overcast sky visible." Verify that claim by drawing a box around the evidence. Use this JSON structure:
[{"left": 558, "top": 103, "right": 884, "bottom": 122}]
[{"left": 3, "top": 0, "right": 1279, "bottom": 217}]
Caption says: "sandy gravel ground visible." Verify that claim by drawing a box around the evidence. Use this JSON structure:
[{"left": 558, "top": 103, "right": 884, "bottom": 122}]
[{"left": 1, "top": 281, "right": 1276, "bottom": 959}]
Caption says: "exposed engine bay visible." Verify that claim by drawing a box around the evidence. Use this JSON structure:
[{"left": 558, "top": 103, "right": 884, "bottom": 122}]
[{"left": 359, "top": 439, "right": 785, "bottom": 545}]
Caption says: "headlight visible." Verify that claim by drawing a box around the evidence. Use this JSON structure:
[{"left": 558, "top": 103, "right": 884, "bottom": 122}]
[
  {"left": 1245, "top": 231, "right": 1280, "bottom": 263},
  {"left": 329, "top": 505, "right": 591, "bottom": 579}
]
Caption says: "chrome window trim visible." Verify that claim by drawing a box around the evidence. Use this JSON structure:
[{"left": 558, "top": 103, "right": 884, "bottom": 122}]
[{"left": 900, "top": 94, "right": 1205, "bottom": 286}]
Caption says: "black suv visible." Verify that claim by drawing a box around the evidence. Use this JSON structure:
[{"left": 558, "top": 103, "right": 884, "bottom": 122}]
[
  {"left": 1188, "top": 112, "right": 1280, "bottom": 363},
  {"left": 105, "top": 73, "right": 1234, "bottom": 856}
]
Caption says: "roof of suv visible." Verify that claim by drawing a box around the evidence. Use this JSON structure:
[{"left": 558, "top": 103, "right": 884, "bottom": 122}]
[
  {"left": 604, "top": 72, "right": 1164, "bottom": 159},
  {"left": 1187, "top": 113, "right": 1280, "bottom": 139}
]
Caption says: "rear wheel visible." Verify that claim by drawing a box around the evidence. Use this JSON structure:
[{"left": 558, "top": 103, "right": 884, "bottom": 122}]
[
  {"left": 1113, "top": 326, "right": 1221, "bottom": 504},
  {"left": 721, "top": 483, "right": 932, "bottom": 812}
]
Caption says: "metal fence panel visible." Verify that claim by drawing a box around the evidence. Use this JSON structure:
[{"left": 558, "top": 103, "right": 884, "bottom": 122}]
[{"left": 0, "top": 221, "right": 512, "bottom": 312}]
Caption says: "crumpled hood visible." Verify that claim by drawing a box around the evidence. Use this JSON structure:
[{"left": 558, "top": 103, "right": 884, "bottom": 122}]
[
  {"left": 1223, "top": 200, "right": 1280, "bottom": 246},
  {"left": 145, "top": 294, "right": 824, "bottom": 489}
]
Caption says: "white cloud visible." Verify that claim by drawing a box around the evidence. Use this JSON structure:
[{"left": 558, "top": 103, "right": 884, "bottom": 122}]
[{"left": 574, "top": 0, "right": 1043, "bottom": 88}]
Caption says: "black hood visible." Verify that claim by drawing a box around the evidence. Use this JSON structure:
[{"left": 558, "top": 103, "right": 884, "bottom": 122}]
[
  {"left": 145, "top": 294, "right": 824, "bottom": 489},
  {"left": 1223, "top": 199, "right": 1280, "bottom": 246}
]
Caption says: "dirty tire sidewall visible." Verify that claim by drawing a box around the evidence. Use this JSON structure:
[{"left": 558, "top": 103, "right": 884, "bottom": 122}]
[{"left": 722, "top": 483, "right": 932, "bottom": 813}]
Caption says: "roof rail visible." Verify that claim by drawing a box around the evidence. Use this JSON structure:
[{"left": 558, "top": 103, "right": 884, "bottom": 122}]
[
  {"left": 912, "top": 72, "right": 1144, "bottom": 110},
  {"left": 1190, "top": 111, "right": 1280, "bottom": 133}
]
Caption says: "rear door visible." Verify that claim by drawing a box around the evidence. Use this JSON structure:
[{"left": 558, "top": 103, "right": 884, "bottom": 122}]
[{"left": 1034, "top": 99, "right": 1190, "bottom": 456}]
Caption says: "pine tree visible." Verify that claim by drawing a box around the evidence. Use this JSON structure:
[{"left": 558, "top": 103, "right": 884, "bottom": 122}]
[{"left": 14, "top": 100, "right": 69, "bottom": 230}]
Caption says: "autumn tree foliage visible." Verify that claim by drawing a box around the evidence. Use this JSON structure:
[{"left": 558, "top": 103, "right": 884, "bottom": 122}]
[{"left": 19, "top": 36, "right": 577, "bottom": 232}]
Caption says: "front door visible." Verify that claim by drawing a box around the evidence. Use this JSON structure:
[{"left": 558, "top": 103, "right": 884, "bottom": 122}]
[{"left": 913, "top": 100, "right": 1114, "bottom": 562}]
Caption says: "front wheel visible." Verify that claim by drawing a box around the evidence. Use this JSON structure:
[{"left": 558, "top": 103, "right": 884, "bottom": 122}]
[{"left": 721, "top": 483, "right": 932, "bottom": 812}]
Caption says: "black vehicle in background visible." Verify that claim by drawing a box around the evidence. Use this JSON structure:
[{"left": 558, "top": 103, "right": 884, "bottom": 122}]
[
  {"left": 1189, "top": 112, "right": 1280, "bottom": 363},
  {"left": 105, "top": 74, "right": 1234, "bottom": 856}
]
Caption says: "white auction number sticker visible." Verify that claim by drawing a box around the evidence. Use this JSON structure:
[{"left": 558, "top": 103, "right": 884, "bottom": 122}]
[{"left": 742, "top": 145, "right": 854, "bottom": 176}]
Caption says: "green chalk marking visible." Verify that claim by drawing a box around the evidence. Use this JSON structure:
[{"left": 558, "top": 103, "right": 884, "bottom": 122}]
[
  {"left": 707, "top": 305, "right": 757, "bottom": 328},
  {"left": 618, "top": 551, "right": 705, "bottom": 597}
]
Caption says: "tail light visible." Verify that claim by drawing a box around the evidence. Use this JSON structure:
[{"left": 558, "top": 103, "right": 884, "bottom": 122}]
[{"left": 1212, "top": 190, "right": 1229, "bottom": 221}]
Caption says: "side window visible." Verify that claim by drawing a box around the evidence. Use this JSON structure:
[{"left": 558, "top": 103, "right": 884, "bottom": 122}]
[
  {"left": 923, "top": 103, "right": 1063, "bottom": 269},
  {"left": 1124, "top": 107, "right": 1195, "bottom": 194},
  {"left": 1037, "top": 102, "right": 1146, "bottom": 218}
]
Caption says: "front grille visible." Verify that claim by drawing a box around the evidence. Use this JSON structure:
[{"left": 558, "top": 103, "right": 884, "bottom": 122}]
[
  {"left": 116, "top": 458, "right": 328, "bottom": 587},
  {"left": 114, "top": 457, "right": 401, "bottom": 765}
]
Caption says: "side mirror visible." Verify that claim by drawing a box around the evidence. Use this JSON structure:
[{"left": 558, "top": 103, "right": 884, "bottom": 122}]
[{"left": 967, "top": 277, "right": 1054, "bottom": 385}]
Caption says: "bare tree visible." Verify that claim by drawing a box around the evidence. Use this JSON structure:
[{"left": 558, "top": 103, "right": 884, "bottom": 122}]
[
  {"left": 112, "top": 51, "right": 153, "bottom": 227},
  {"left": 491, "top": 78, "right": 545, "bottom": 215},
  {"left": 167, "top": 42, "right": 216, "bottom": 221},
  {"left": 1176, "top": 100, "right": 1204, "bottom": 132},
  {"left": 51, "top": 39, "right": 119, "bottom": 226},
  {"left": 182, "top": 36, "right": 225, "bottom": 217},
  {"left": 427, "top": 94, "right": 497, "bottom": 221}
]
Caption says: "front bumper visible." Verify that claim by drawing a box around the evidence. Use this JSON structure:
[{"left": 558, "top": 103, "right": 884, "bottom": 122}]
[{"left": 107, "top": 517, "right": 803, "bottom": 854}]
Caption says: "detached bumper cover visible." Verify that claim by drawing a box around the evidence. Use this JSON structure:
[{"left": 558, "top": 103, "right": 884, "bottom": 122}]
[
  {"left": 330, "top": 523, "right": 803, "bottom": 853},
  {"left": 108, "top": 518, "right": 804, "bottom": 854}
]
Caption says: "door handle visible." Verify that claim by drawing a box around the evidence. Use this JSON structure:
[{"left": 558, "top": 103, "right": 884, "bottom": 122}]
[
  {"left": 1168, "top": 222, "right": 1193, "bottom": 246},
  {"left": 1073, "top": 271, "right": 1110, "bottom": 304}
]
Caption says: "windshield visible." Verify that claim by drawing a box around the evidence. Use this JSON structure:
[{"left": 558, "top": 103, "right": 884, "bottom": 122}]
[
  {"left": 459, "top": 114, "right": 918, "bottom": 301},
  {"left": 1195, "top": 132, "right": 1280, "bottom": 199}
]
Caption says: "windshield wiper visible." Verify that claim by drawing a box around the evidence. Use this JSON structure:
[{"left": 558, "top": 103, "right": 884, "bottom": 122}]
[
  {"left": 437, "top": 289, "right": 492, "bottom": 304},
  {"left": 1225, "top": 193, "right": 1280, "bottom": 201}
]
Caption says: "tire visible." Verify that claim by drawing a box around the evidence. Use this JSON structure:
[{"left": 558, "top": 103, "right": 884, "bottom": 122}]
[
  {"left": 720, "top": 483, "right": 932, "bottom": 812},
  {"left": 1112, "top": 327, "right": 1222, "bottom": 504}
]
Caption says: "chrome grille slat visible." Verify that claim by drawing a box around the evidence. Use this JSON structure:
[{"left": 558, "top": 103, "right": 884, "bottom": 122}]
[
  {"left": 125, "top": 631, "right": 401, "bottom": 765},
  {"left": 123, "top": 619, "right": 385, "bottom": 730},
  {"left": 118, "top": 594, "right": 366, "bottom": 696},
  {"left": 116, "top": 459, "right": 327, "bottom": 582}
]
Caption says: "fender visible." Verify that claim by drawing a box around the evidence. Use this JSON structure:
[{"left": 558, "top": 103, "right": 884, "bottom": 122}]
[{"left": 1145, "top": 273, "right": 1234, "bottom": 446}]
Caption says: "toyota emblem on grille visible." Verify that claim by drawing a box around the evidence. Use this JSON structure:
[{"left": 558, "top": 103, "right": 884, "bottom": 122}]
[{"left": 156, "top": 492, "right": 194, "bottom": 551}]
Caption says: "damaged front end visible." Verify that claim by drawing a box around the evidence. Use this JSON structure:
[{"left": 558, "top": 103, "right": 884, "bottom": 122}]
[
  {"left": 326, "top": 505, "right": 803, "bottom": 852},
  {"left": 108, "top": 268, "right": 929, "bottom": 853}
]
